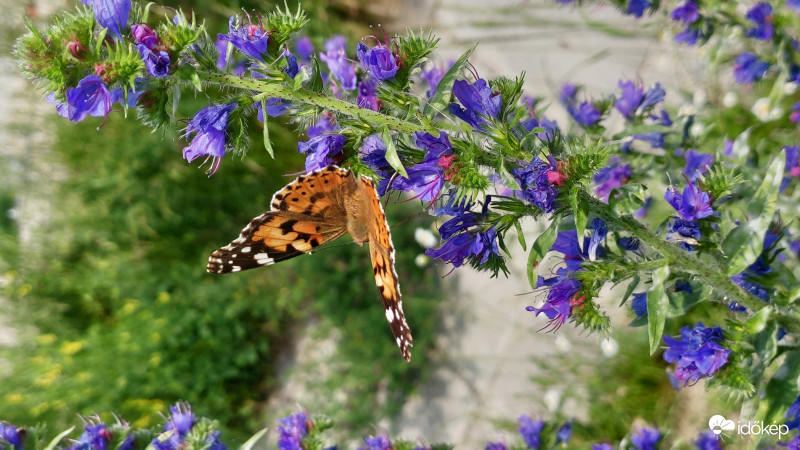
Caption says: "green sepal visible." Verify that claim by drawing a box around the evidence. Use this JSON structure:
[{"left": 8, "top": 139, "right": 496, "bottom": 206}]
[
  {"left": 381, "top": 126, "right": 408, "bottom": 179},
  {"left": 646, "top": 264, "right": 670, "bottom": 355},
  {"left": 721, "top": 152, "right": 784, "bottom": 275},
  {"left": 422, "top": 44, "right": 476, "bottom": 119}
]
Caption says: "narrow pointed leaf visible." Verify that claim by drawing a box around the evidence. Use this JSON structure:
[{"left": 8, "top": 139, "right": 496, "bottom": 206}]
[
  {"left": 43, "top": 427, "right": 75, "bottom": 450},
  {"left": 422, "top": 44, "right": 476, "bottom": 119},
  {"left": 647, "top": 264, "right": 670, "bottom": 355},
  {"left": 261, "top": 98, "right": 274, "bottom": 158},
  {"left": 240, "top": 428, "right": 269, "bottom": 450},
  {"left": 527, "top": 218, "right": 560, "bottom": 288},
  {"left": 570, "top": 187, "right": 588, "bottom": 252},
  {"left": 381, "top": 126, "right": 408, "bottom": 178}
]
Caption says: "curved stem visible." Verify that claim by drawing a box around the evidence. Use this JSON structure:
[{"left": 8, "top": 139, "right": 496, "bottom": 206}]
[{"left": 198, "top": 72, "right": 438, "bottom": 136}]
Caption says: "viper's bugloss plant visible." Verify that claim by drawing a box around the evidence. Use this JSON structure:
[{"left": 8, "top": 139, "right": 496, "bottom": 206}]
[{"left": 12, "top": 0, "right": 800, "bottom": 447}]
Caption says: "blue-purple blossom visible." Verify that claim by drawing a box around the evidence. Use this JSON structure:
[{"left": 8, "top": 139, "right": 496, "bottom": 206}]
[
  {"left": 631, "top": 426, "right": 661, "bottom": 450},
  {"left": 615, "top": 80, "right": 665, "bottom": 119},
  {"left": 733, "top": 52, "right": 770, "bottom": 84},
  {"left": 621, "top": 132, "right": 665, "bottom": 153},
  {"left": 295, "top": 37, "right": 314, "bottom": 62},
  {"left": 183, "top": 102, "right": 237, "bottom": 175},
  {"left": 663, "top": 323, "right": 731, "bottom": 387},
  {"left": 560, "top": 83, "right": 577, "bottom": 104},
  {"left": 675, "top": 26, "right": 703, "bottom": 45},
  {"left": 779, "top": 434, "right": 800, "bottom": 449},
  {"left": 320, "top": 36, "right": 356, "bottom": 90},
  {"left": 789, "top": 0, "right": 800, "bottom": 12},
  {"left": 670, "top": 0, "right": 699, "bottom": 23},
  {"left": 745, "top": 2, "right": 773, "bottom": 40},
  {"left": 684, "top": 149, "right": 714, "bottom": 181},
  {"left": 517, "top": 415, "right": 543, "bottom": 449},
  {"left": 665, "top": 182, "right": 714, "bottom": 221},
  {"left": 784, "top": 145, "right": 800, "bottom": 191},
  {"left": 61, "top": 74, "right": 129, "bottom": 122},
  {"left": 618, "top": 236, "right": 640, "bottom": 251},
  {"left": 307, "top": 116, "right": 337, "bottom": 138},
  {"left": 730, "top": 230, "right": 778, "bottom": 303},
  {"left": 358, "top": 76, "right": 380, "bottom": 111},
  {"left": 485, "top": 442, "right": 507, "bottom": 450},
  {"left": 254, "top": 98, "right": 291, "bottom": 120},
  {"left": 592, "top": 445, "right": 613, "bottom": 450},
  {"left": 631, "top": 292, "right": 647, "bottom": 317},
  {"left": 522, "top": 116, "right": 560, "bottom": 141},
  {"left": 388, "top": 132, "right": 452, "bottom": 202},
  {"left": 415, "top": 131, "right": 453, "bottom": 161},
  {"left": 512, "top": 156, "right": 561, "bottom": 213},
  {"left": 136, "top": 44, "right": 171, "bottom": 77},
  {"left": 359, "top": 134, "right": 390, "bottom": 171},
  {"left": 694, "top": 430, "right": 722, "bottom": 450},
  {"left": 165, "top": 404, "right": 195, "bottom": 436},
  {"left": 357, "top": 42, "right": 398, "bottom": 81},
  {"left": 667, "top": 218, "right": 701, "bottom": 251},
  {"left": 82, "top": 0, "right": 130, "bottom": 40},
  {"left": 556, "top": 423, "right": 572, "bottom": 444},
  {"left": 421, "top": 63, "right": 447, "bottom": 97},
  {"left": 786, "top": 395, "right": 800, "bottom": 431},
  {"left": 426, "top": 201, "right": 502, "bottom": 269},
  {"left": 218, "top": 16, "right": 269, "bottom": 61},
  {"left": 449, "top": 78, "right": 502, "bottom": 131},
  {"left": 568, "top": 101, "right": 602, "bottom": 127},
  {"left": 70, "top": 424, "right": 112, "bottom": 450},
  {"left": 204, "top": 431, "right": 226, "bottom": 450},
  {"left": 298, "top": 134, "right": 347, "bottom": 172},
  {"left": 626, "top": 0, "right": 651, "bottom": 17},
  {"left": 593, "top": 159, "right": 631, "bottom": 202},
  {"left": 277, "top": 413, "right": 308, "bottom": 450},
  {"left": 361, "top": 436, "right": 391, "bottom": 450},
  {"left": 132, "top": 23, "right": 159, "bottom": 49},
  {"left": 0, "top": 423, "right": 23, "bottom": 449}
]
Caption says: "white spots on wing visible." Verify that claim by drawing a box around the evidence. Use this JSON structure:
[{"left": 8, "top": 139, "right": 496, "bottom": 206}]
[
  {"left": 385, "top": 308, "right": 395, "bottom": 323},
  {"left": 241, "top": 246, "right": 251, "bottom": 253},
  {"left": 255, "top": 253, "right": 274, "bottom": 265},
  {"left": 396, "top": 337, "right": 401, "bottom": 346},
  {"left": 233, "top": 237, "right": 246, "bottom": 244},
  {"left": 231, "top": 266, "right": 241, "bottom": 272},
  {"left": 228, "top": 260, "right": 233, "bottom": 265}
]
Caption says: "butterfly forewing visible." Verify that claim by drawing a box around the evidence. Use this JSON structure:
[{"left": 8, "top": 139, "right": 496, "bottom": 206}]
[{"left": 270, "top": 166, "right": 352, "bottom": 215}]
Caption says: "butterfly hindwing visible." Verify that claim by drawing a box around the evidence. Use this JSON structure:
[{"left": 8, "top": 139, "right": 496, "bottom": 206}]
[
  {"left": 207, "top": 211, "right": 347, "bottom": 273},
  {"left": 360, "top": 176, "right": 414, "bottom": 362}
]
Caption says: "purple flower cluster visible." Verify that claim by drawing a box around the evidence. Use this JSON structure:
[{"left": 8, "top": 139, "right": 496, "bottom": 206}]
[
  {"left": 626, "top": 0, "right": 652, "bottom": 18},
  {"left": 449, "top": 78, "right": 502, "bottom": 131},
  {"left": 183, "top": 102, "right": 237, "bottom": 175},
  {"left": 132, "top": 24, "right": 170, "bottom": 77},
  {"left": 421, "top": 62, "right": 449, "bottom": 97},
  {"left": 526, "top": 219, "right": 606, "bottom": 329},
  {"left": 670, "top": 0, "right": 705, "bottom": 45},
  {"left": 518, "top": 415, "right": 543, "bottom": 448},
  {"left": 298, "top": 118, "right": 347, "bottom": 172},
  {"left": 785, "top": 145, "right": 800, "bottom": 190},
  {"left": 277, "top": 413, "right": 309, "bottom": 450},
  {"left": 320, "top": 36, "right": 357, "bottom": 91},
  {"left": 218, "top": 15, "right": 270, "bottom": 61},
  {"left": 389, "top": 132, "right": 453, "bottom": 202},
  {"left": 620, "top": 132, "right": 665, "bottom": 153},
  {"left": 560, "top": 83, "right": 603, "bottom": 127},
  {"left": 358, "top": 76, "right": 380, "bottom": 111},
  {"left": 593, "top": 158, "right": 631, "bottom": 202},
  {"left": 745, "top": 2, "right": 773, "bottom": 40},
  {"left": 425, "top": 196, "right": 502, "bottom": 269},
  {"left": 512, "top": 156, "right": 563, "bottom": 213},
  {"left": 733, "top": 52, "right": 770, "bottom": 84},
  {"left": 695, "top": 430, "right": 722, "bottom": 450},
  {"left": 664, "top": 182, "right": 713, "bottom": 250},
  {"left": 81, "top": 0, "right": 130, "bottom": 40},
  {"left": 151, "top": 403, "right": 225, "bottom": 450},
  {"left": 360, "top": 435, "right": 391, "bottom": 450},
  {"left": 615, "top": 80, "right": 665, "bottom": 120},
  {"left": 631, "top": 426, "right": 661, "bottom": 450},
  {"left": 0, "top": 423, "right": 23, "bottom": 449},
  {"left": 663, "top": 323, "right": 731, "bottom": 387},
  {"left": 521, "top": 116, "right": 560, "bottom": 142}
]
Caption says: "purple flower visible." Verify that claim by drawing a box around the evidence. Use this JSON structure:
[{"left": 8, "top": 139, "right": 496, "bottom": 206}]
[
  {"left": 426, "top": 202, "right": 502, "bottom": 269},
  {"left": 631, "top": 426, "right": 661, "bottom": 450},
  {"left": 675, "top": 26, "right": 703, "bottom": 45},
  {"left": 254, "top": 97, "right": 291, "bottom": 120},
  {"left": 165, "top": 403, "right": 195, "bottom": 436},
  {"left": 627, "top": 0, "right": 652, "bottom": 17},
  {"left": 785, "top": 145, "right": 800, "bottom": 189},
  {"left": 621, "top": 132, "right": 665, "bottom": 153},
  {"left": 425, "top": 232, "right": 474, "bottom": 267},
  {"left": 132, "top": 23, "right": 160, "bottom": 49},
  {"left": 277, "top": 413, "right": 308, "bottom": 450},
  {"left": 357, "top": 41, "right": 398, "bottom": 81},
  {"left": 615, "top": 80, "right": 666, "bottom": 119},
  {"left": 664, "top": 182, "right": 714, "bottom": 221},
  {"left": 790, "top": 102, "right": 800, "bottom": 123},
  {"left": 568, "top": 101, "right": 601, "bottom": 127},
  {"left": 361, "top": 436, "right": 391, "bottom": 450},
  {"left": 485, "top": 442, "right": 507, "bottom": 450},
  {"left": 183, "top": 102, "right": 237, "bottom": 175},
  {"left": 298, "top": 134, "right": 347, "bottom": 172},
  {"left": 295, "top": 37, "right": 314, "bottom": 62},
  {"left": 218, "top": 15, "right": 269, "bottom": 61},
  {"left": 745, "top": 3, "right": 773, "bottom": 40},
  {"left": 670, "top": 0, "right": 699, "bottom": 23},
  {"left": 667, "top": 218, "right": 701, "bottom": 251},
  {"left": 136, "top": 43, "right": 171, "bottom": 77},
  {"left": 593, "top": 445, "right": 613, "bottom": 450},
  {"left": 694, "top": 430, "right": 722, "bottom": 450},
  {"left": 391, "top": 159, "right": 444, "bottom": 202},
  {"left": 556, "top": 422, "right": 572, "bottom": 444},
  {"left": 512, "top": 156, "right": 561, "bottom": 213},
  {"left": 205, "top": 431, "right": 227, "bottom": 450},
  {"left": 730, "top": 230, "right": 778, "bottom": 303},
  {"left": 415, "top": 131, "right": 453, "bottom": 161},
  {"left": 631, "top": 292, "right": 647, "bottom": 317},
  {"left": 517, "top": 415, "right": 543, "bottom": 449},
  {"left": 560, "top": 83, "right": 578, "bottom": 104},
  {"left": 421, "top": 63, "right": 447, "bottom": 97},
  {"left": 307, "top": 116, "right": 337, "bottom": 138},
  {"left": 320, "top": 36, "right": 356, "bottom": 90},
  {"left": 786, "top": 395, "right": 800, "bottom": 430},
  {"left": 594, "top": 160, "right": 631, "bottom": 202},
  {"left": 789, "top": 0, "right": 800, "bottom": 12},
  {"left": 82, "top": 0, "right": 130, "bottom": 40},
  {"left": 779, "top": 434, "right": 800, "bottom": 449},
  {"left": 358, "top": 76, "right": 380, "bottom": 111},
  {"left": 63, "top": 74, "right": 116, "bottom": 122},
  {"left": 522, "top": 117, "right": 560, "bottom": 141},
  {"left": 70, "top": 424, "right": 111, "bottom": 450},
  {"left": 0, "top": 423, "right": 23, "bottom": 449},
  {"left": 733, "top": 52, "right": 770, "bottom": 84},
  {"left": 684, "top": 149, "right": 714, "bottom": 181},
  {"left": 618, "top": 236, "right": 640, "bottom": 251},
  {"left": 359, "top": 134, "right": 390, "bottom": 171},
  {"left": 449, "top": 79, "right": 502, "bottom": 131},
  {"left": 663, "top": 323, "right": 731, "bottom": 387}
]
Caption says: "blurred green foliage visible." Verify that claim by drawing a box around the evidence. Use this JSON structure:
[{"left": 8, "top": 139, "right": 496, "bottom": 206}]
[{"left": 0, "top": 0, "right": 441, "bottom": 442}]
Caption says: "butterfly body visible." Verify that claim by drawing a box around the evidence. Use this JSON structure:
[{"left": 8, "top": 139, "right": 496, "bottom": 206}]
[{"left": 207, "top": 166, "right": 413, "bottom": 361}]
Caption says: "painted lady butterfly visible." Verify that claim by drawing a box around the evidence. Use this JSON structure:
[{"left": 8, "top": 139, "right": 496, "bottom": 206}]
[{"left": 207, "top": 165, "right": 414, "bottom": 361}]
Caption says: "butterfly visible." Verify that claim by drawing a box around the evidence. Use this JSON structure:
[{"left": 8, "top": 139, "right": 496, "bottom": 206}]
[{"left": 207, "top": 165, "right": 414, "bottom": 361}]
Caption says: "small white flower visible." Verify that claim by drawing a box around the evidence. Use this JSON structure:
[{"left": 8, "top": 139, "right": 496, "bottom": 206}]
[
  {"left": 722, "top": 92, "right": 738, "bottom": 108},
  {"left": 768, "top": 106, "right": 785, "bottom": 121},
  {"left": 785, "top": 82, "right": 798, "bottom": 95},
  {"left": 414, "top": 254, "right": 429, "bottom": 268},
  {"left": 543, "top": 388, "right": 561, "bottom": 412},
  {"left": 600, "top": 338, "right": 619, "bottom": 358},
  {"left": 414, "top": 227, "right": 438, "bottom": 249},
  {"left": 555, "top": 334, "right": 572, "bottom": 352},
  {"left": 689, "top": 122, "right": 705, "bottom": 137},
  {"left": 751, "top": 97, "right": 772, "bottom": 122},
  {"left": 693, "top": 89, "right": 708, "bottom": 107}
]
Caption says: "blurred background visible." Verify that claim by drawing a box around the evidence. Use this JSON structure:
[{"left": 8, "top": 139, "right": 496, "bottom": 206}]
[{"left": 0, "top": 0, "right": 723, "bottom": 447}]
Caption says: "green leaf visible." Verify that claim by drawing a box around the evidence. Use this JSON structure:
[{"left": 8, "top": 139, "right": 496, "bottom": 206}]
[
  {"left": 527, "top": 218, "right": 561, "bottom": 288},
  {"left": 570, "top": 187, "right": 588, "bottom": 253},
  {"left": 43, "top": 427, "right": 75, "bottom": 450},
  {"left": 746, "top": 306, "right": 772, "bottom": 334},
  {"left": 619, "top": 274, "right": 640, "bottom": 307},
  {"left": 305, "top": 57, "right": 324, "bottom": 93},
  {"left": 498, "top": 159, "right": 522, "bottom": 191},
  {"left": 759, "top": 351, "right": 800, "bottom": 425},
  {"left": 239, "top": 428, "right": 269, "bottom": 450},
  {"left": 721, "top": 152, "right": 785, "bottom": 275},
  {"left": 381, "top": 126, "right": 408, "bottom": 178},
  {"left": 647, "top": 265, "right": 670, "bottom": 355},
  {"left": 666, "top": 280, "right": 708, "bottom": 317},
  {"left": 608, "top": 184, "right": 647, "bottom": 215},
  {"left": 260, "top": 98, "right": 274, "bottom": 158},
  {"left": 515, "top": 220, "right": 527, "bottom": 251},
  {"left": 422, "top": 44, "right": 476, "bottom": 119}
]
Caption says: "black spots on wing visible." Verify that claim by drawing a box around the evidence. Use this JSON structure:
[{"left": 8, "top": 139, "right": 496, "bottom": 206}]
[
  {"left": 274, "top": 193, "right": 284, "bottom": 201},
  {"left": 309, "top": 192, "right": 325, "bottom": 203},
  {"left": 279, "top": 219, "right": 298, "bottom": 234},
  {"left": 300, "top": 191, "right": 307, "bottom": 196},
  {"left": 291, "top": 197, "right": 299, "bottom": 202},
  {"left": 323, "top": 178, "right": 329, "bottom": 184},
  {"left": 309, "top": 183, "right": 315, "bottom": 189},
  {"left": 309, "top": 236, "right": 322, "bottom": 247}
]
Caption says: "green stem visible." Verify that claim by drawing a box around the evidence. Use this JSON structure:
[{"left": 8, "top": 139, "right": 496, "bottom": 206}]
[
  {"left": 199, "top": 72, "right": 437, "bottom": 136},
  {"left": 580, "top": 191, "right": 766, "bottom": 311}
]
